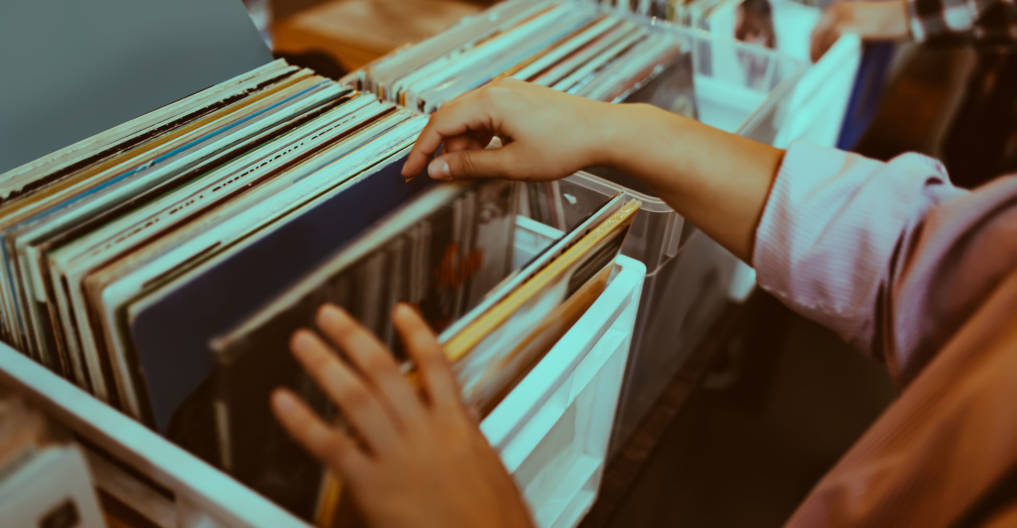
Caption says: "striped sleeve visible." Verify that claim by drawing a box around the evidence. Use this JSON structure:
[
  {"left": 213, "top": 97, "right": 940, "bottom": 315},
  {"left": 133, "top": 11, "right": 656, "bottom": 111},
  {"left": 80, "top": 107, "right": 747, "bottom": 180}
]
[{"left": 752, "top": 142, "right": 964, "bottom": 356}]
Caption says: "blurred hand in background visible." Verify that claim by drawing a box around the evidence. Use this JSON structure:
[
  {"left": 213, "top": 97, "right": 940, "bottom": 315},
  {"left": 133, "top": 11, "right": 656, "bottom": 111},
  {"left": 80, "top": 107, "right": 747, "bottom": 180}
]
[{"left": 810, "top": 0, "right": 909, "bottom": 61}]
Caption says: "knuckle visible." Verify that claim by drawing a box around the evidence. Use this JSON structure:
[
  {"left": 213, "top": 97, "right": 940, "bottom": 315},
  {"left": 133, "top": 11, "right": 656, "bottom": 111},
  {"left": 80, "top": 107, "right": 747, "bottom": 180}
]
[
  {"left": 410, "top": 331, "right": 440, "bottom": 358},
  {"left": 337, "top": 383, "right": 371, "bottom": 410},
  {"left": 364, "top": 353, "right": 394, "bottom": 376},
  {"left": 457, "top": 152, "right": 477, "bottom": 175},
  {"left": 318, "top": 430, "right": 345, "bottom": 454},
  {"left": 329, "top": 448, "right": 359, "bottom": 472},
  {"left": 424, "top": 354, "right": 453, "bottom": 381},
  {"left": 326, "top": 319, "right": 359, "bottom": 345},
  {"left": 307, "top": 347, "right": 334, "bottom": 372},
  {"left": 476, "top": 86, "right": 495, "bottom": 104}
]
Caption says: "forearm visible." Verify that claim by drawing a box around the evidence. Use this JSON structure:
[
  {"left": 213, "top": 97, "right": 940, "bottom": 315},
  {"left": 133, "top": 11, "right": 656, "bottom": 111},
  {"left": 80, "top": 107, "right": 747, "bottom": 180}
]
[
  {"left": 844, "top": 1, "right": 910, "bottom": 40},
  {"left": 596, "top": 103, "right": 784, "bottom": 263}
]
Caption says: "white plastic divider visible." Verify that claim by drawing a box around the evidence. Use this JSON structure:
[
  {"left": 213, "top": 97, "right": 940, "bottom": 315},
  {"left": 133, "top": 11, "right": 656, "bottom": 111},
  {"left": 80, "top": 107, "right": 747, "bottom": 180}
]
[
  {"left": 490, "top": 216, "right": 645, "bottom": 528},
  {"left": 0, "top": 216, "right": 646, "bottom": 528},
  {"left": 0, "top": 343, "right": 301, "bottom": 528}
]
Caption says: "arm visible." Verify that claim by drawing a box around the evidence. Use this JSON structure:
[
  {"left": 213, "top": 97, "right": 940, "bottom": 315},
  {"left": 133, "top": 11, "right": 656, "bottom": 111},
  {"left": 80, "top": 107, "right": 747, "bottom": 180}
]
[
  {"left": 810, "top": 0, "right": 1017, "bottom": 61},
  {"left": 402, "top": 79, "right": 1017, "bottom": 379},
  {"left": 810, "top": 1, "right": 911, "bottom": 61},
  {"left": 401, "top": 79, "right": 784, "bottom": 263},
  {"left": 756, "top": 142, "right": 1017, "bottom": 382}
]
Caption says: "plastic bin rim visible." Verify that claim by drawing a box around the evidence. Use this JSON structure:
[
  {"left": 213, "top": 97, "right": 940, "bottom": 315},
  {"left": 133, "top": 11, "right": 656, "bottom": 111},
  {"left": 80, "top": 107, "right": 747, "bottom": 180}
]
[{"left": 567, "top": 171, "right": 674, "bottom": 213}]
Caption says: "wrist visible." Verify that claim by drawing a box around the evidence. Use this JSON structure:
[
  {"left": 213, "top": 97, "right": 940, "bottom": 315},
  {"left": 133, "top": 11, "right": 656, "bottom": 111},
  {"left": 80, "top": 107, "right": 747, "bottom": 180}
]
[
  {"left": 583, "top": 101, "right": 626, "bottom": 168},
  {"left": 593, "top": 102, "right": 684, "bottom": 171}
]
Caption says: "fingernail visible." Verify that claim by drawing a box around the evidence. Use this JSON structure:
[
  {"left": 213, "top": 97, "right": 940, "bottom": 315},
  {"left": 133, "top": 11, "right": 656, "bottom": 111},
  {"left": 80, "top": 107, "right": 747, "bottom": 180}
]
[
  {"left": 318, "top": 304, "right": 347, "bottom": 326},
  {"left": 272, "top": 390, "right": 296, "bottom": 414},
  {"left": 428, "top": 159, "right": 450, "bottom": 180},
  {"left": 394, "top": 303, "right": 413, "bottom": 319},
  {"left": 291, "top": 329, "right": 314, "bottom": 352}
]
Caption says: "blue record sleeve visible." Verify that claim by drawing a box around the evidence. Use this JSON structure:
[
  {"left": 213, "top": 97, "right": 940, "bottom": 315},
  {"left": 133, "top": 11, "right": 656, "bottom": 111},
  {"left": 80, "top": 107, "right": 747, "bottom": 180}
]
[{"left": 127, "top": 155, "right": 434, "bottom": 431}]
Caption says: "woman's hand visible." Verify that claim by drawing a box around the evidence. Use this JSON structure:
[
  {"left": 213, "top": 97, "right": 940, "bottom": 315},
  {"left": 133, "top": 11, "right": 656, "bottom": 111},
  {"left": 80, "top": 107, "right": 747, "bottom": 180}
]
[
  {"left": 810, "top": 1, "right": 909, "bottom": 62},
  {"left": 271, "top": 303, "right": 533, "bottom": 528},
  {"left": 401, "top": 78, "right": 624, "bottom": 182}
]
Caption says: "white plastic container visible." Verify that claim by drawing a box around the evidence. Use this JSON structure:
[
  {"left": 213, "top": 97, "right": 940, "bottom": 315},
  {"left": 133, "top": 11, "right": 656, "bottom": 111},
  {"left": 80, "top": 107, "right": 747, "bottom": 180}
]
[
  {"left": 0, "top": 216, "right": 646, "bottom": 528},
  {"left": 557, "top": 8, "right": 860, "bottom": 453}
]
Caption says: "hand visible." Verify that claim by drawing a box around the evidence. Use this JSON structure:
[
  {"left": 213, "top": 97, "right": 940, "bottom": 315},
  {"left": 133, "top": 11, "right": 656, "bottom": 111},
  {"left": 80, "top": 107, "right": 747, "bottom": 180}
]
[
  {"left": 271, "top": 303, "right": 533, "bottom": 528},
  {"left": 810, "top": 0, "right": 909, "bottom": 62},
  {"left": 399, "top": 77, "right": 783, "bottom": 263},
  {"left": 400, "top": 78, "right": 623, "bottom": 182}
]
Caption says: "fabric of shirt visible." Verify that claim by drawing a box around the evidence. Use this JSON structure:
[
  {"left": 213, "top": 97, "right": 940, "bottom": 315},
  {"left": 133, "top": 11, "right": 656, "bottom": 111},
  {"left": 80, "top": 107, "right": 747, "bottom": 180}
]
[
  {"left": 907, "top": 0, "right": 1017, "bottom": 44},
  {"left": 753, "top": 141, "right": 1017, "bottom": 526}
]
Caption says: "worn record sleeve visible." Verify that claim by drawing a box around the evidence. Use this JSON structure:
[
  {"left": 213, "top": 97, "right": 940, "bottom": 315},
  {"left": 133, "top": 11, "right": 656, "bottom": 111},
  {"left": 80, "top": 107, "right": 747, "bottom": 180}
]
[
  {"left": 463, "top": 179, "right": 520, "bottom": 308},
  {"left": 80, "top": 109, "right": 417, "bottom": 421},
  {"left": 125, "top": 152, "right": 433, "bottom": 432},
  {"left": 450, "top": 200, "right": 640, "bottom": 410},
  {"left": 0, "top": 70, "right": 319, "bottom": 364},
  {"left": 203, "top": 181, "right": 517, "bottom": 522},
  {"left": 0, "top": 60, "right": 297, "bottom": 205},
  {"left": 31, "top": 83, "right": 356, "bottom": 394},
  {"left": 9, "top": 75, "right": 337, "bottom": 404}
]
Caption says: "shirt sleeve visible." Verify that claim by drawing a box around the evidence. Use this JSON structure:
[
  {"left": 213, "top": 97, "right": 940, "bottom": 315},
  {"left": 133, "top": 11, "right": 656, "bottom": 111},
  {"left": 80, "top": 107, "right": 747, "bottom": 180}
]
[
  {"left": 756, "top": 141, "right": 1017, "bottom": 383},
  {"left": 753, "top": 142, "right": 961, "bottom": 356},
  {"left": 906, "top": 0, "right": 1017, "bottom": 43},
  {"left": 762, "top": 144, "right": 1017, "bottom": 525}
]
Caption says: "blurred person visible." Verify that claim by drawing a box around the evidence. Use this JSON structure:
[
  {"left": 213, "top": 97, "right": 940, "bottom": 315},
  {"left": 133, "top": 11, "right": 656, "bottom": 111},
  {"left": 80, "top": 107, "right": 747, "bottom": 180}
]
[
  {"left": 272, "top": 80, "right": 1017, "bottom": 527},
  {"left": 811, "top": 0, "right": 1017, "bottom": 187},
  {"left": 736, "top": 0, "right": 780, "bottom": 87}
]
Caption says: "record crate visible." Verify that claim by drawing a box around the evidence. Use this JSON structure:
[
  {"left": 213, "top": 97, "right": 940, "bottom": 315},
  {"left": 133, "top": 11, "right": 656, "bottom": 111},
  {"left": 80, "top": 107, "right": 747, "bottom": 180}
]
[
  {"left": 341, "top": 0, "right": 859, "bottom": 455},
  {"left": 0, "top": 216, "right": 646, "bottom": 528},
  {"left": 548, "top": 20, "right": 859, "bottom": 453}
]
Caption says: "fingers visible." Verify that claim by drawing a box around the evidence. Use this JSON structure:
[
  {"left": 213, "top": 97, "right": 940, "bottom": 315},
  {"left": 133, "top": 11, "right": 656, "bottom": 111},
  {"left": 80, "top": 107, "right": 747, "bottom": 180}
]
[
  {"left": 290, "top": 329, "right": 401, "bottom": 454},
  {"left": 402, "top": 91, "right": 497, "bottom": 178},
  {"left": 271, "top": 389, "right": 368, "bottom": 475},
  {"left": 810, "top": 3, "right": 847, "bottom": 62},
  {"left": 812, "top": 30, "right": 838, "bottom": 62},
  {"left": 315, "top": 305, "right": 423, "bottom": 423},
  {"left": 392, "top": 304, "right": 462, "bottom": 412},
  {"left": 809, "top": 25, "right": 830, "bottom": 62},
  {"left": 428, "top": 147, "right": 515, "bottom": 181},
  {"left": 443, "top": 132, "right": 490, "bottom": 154}
]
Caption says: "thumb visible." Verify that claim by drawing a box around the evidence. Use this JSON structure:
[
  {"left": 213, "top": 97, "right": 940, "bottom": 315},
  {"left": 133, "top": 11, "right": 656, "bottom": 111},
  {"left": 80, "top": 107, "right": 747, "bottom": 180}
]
[{"left": 428, "top": 148, "right": 512, "bottom": 181}]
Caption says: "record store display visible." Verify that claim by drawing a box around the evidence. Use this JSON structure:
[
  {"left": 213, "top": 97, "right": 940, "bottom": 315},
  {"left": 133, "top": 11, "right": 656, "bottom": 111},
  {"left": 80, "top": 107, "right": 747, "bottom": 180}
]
[
  {"left": 346, "top": 0, "right": 699, "bottom": 116},
  {"left": 591, "top": 0, "right": 742, "bottom": 24},
  {"left": 591, "top": 0, "right": 821, "bottom": 25},
  {"left": 202, "top": 188, "right": 638, "bottom": 521},
  {"left": 0, "top": 59, "right": 433, "bottom": 429},
  {"left": 345, "top": 0, "right": 699, "bottom": 225},
  {"left": 0, "top": 46, "right": 641, "bottom": 520}
]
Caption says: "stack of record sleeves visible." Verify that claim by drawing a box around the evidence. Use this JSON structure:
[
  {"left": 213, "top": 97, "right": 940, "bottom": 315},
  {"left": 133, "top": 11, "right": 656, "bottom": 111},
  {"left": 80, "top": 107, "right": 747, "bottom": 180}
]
[
  {"left": 346, "top": 0, "right": 698, "bottom": 116},
  {"left": 591, "top": 0, "right": 742, "bottom": 23},
  {"left": 345, "top": 0, "right": 697, "bottom": 227},
  {"left": 0, "top": 53, "right": 643, "bottom": 521},
  {"left": 593, "top": 0, "right": 821, "bottom": 20},
  {"left": 0, "top": 60, "right": 432, "bottom": 431}
]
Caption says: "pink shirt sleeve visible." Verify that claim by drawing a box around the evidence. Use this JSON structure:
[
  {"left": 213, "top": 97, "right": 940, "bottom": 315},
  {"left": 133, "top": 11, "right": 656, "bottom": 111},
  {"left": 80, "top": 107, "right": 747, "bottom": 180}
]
[
  {"left": 753, "top": 141, "right": 1017, "bottom": 384},
  {"left": 757, "top": 143, "right": 1017, "bottom": 526}
]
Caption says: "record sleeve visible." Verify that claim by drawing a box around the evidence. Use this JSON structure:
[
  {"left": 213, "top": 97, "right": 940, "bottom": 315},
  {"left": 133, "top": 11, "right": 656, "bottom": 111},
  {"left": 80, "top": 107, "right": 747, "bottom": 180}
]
[{"left": 126, "top": 150, "right": 433, "bottom": 431}]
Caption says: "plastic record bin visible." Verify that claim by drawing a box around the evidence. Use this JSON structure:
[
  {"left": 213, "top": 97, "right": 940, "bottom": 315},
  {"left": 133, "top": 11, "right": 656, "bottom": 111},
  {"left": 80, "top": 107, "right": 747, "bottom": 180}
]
[
  {"left": 549, "top": 15, "right": 859, "bottom": 454},
  {"left": 0, "top": 216, "right": 646, "bottom": 528}
]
